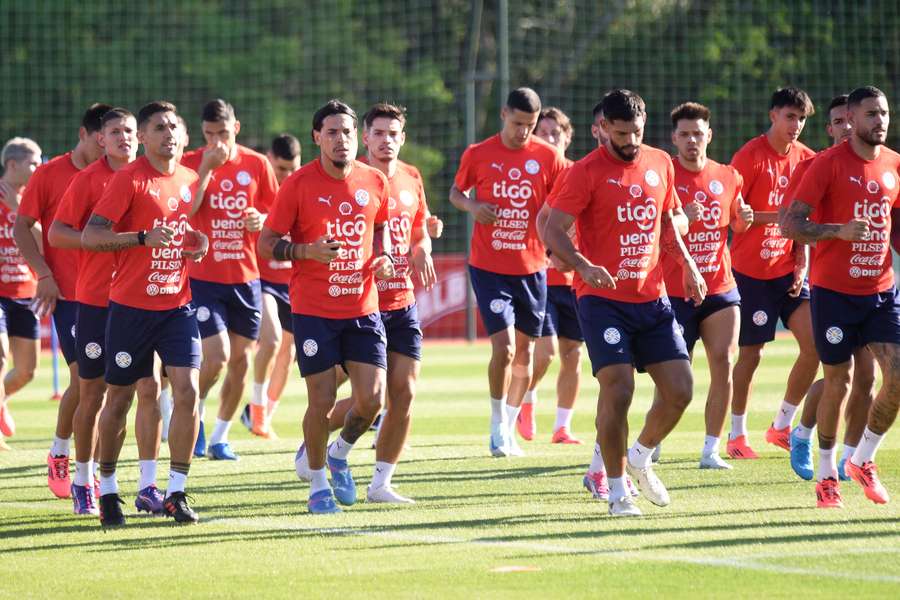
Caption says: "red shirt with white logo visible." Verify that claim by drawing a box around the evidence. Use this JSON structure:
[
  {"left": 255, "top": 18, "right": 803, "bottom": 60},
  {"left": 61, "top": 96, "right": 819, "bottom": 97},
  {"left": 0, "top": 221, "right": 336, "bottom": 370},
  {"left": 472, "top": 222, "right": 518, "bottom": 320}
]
[
  {"left": 91, "top": 156, "right": 199, "bottom": 310},
  {"left": 730, "top": 135, "right": 815, "bottom": 279},
  {"left": 792, "top": 141, "right": 900, "bottom": 295},
  {"left": 265, "top": 159, "right": 390, "bottom": 319},
  {"left": 54, "top": 157, "right": 119, "bottom": 307},
  {"left": 358, "top": 157, "right": 429, "bottom": 312},
  {"left": 662, "top": 159, "right": 743, "bottom": 297},
  {"left": 182, "top": 145, "right": 279, "bottom": 284},
  {"left": 551, "top": 145, "right": 679, "bottom": 303},
  {"left": 454, "top": 134, "right": 566, "bottom": 275},
  {"left": 17, "top": 152, "right": 82, "bottom": 298},
  {"left": 546, "top": 162, "right": 575, "bottom": 287},
  {"left": 0, "top": 190, "right": 36, "bottom": 299}
]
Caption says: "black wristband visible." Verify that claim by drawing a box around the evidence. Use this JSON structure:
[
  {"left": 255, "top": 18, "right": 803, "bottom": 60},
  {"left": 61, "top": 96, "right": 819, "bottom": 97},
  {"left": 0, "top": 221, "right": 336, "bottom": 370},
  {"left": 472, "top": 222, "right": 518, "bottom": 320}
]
[
  {"left": 137, "top": 230, "right": 146, "bottom": 246},
  {"left": 381, "top": 251, "right": 395, "bottom": 265},
  {"left": 545, "top": 248, "right": 552, "bottom": 258}
]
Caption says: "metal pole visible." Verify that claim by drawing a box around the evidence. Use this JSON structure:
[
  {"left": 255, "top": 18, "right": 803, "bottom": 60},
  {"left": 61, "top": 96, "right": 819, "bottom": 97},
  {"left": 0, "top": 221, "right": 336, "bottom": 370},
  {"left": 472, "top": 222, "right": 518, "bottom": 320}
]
[
  {"left": 464, "top": 0, "right": 483, "bottom": 343},
  {"left": 498, "top": 0, "right": 510, "bottom": 107}
]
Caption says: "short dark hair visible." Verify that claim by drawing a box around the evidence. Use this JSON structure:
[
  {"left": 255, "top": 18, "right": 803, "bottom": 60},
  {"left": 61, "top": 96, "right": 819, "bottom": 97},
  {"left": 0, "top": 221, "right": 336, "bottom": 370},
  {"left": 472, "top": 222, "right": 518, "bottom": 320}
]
[
  {"left": 592, "top": 102, "right": 604, "bottom": 120},
  {"left": 363, "top": 102, "right": 407, "bottom": 129},
  {"left": 537, "top": 107, "right": 573, "bottom": 136},
  {"left": 670, "top": 102, "right": 711, "bottom": 128},
  {"left": 770, "top": 87, "right": 815, "bottom": 116},
  {"left": 506, "top": 87, "right": 541, "bottom": 114},
  {"left": 827, "top": 94, "right": 849, "bottom": 113},
  {"left": 101, "top": 107, "right": 135, "bottom": 128},
  {"left": 201, "top": 98, "right": 236, "bottom": 122},
  {"left": 271, "top": 133, "right": 301, "bottom": 161},
  {"left": 137, "top": 101, "right": 177, "bottom": 128},
  {"left": 848, "top": 86, "right": 886, "bottom": 108},
  {"left": 82, "top": 103, "right": 113, "bottom": 133},
  {"left": 311, "top": 99, "right": 357, "bottom": 134},
  {"left": 600, "top": 89, "right": 645, "bottom": 123}
]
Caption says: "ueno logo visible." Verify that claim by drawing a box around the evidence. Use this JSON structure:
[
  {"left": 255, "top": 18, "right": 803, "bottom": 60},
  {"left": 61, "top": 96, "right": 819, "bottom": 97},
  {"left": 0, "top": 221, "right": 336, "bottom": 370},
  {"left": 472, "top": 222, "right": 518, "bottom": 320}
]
[
  {"left": 492, "top": 179, "right": 534, "bottom": 208},
  {"left": 616, "top": 198, "right": 658, "bottom": 231},
  {"left": 210, "top": 190, "right": 248, "bottom": 219}
]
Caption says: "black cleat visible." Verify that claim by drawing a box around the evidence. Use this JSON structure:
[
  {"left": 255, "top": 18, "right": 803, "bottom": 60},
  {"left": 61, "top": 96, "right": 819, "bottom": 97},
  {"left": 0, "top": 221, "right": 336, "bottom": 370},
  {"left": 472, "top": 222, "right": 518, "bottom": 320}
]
[
  {"left": 163, "top": 491, "right": 199, "bottom": 524},
  {"left": 99, "top": 493, "right": 126, "bottom": 528}
]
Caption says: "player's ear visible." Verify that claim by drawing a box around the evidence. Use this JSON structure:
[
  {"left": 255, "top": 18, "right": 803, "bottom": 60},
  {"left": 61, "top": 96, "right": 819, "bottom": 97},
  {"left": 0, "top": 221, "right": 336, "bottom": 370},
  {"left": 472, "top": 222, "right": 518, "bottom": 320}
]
[
  {"left": 707, "top": 127, "right": 713, "bottom": 144},
  {"left": 500, "top": 105, "right": 509, "bottom": 122},
  {"left": 78, "top": 126, "right": 88, "bottom": 143},
  {"left": 671, "top": 129, "right": 678, "bottom": 146},
  {"left": 233, "top": 120, "right": 241, "bottom": 136},
  {"left": 768, "top": 108, "right": 777, "bottom": 125},
  {"left": 398, "top": 129, "right": 406, "bottom": 146}
]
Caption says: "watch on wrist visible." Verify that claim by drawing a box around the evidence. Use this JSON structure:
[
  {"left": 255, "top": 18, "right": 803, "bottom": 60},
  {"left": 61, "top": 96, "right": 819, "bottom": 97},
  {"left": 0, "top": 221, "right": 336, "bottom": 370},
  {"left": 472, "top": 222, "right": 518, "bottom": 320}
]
[{"left": 137, "top": 230, "right": 146, "bottom": 246}]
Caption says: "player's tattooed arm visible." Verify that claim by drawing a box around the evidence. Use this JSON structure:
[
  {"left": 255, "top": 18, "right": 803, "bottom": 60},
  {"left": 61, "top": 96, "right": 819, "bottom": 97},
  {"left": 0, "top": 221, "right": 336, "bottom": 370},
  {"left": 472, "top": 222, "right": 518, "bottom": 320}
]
[
  {"left": 781, "top": 200, "right": 868, "bottom": 244},
  {"left": 661, "top": 209, "right": 707, "bottom": 305},
  {"left": 81, "top": 214, "right": 137, "bottom": 252}
]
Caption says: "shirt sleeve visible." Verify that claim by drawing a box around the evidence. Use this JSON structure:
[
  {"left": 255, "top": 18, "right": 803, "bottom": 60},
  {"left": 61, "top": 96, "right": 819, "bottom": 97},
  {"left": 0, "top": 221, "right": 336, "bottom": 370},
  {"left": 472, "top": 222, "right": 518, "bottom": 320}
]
[
  {"left": 730, "top": 145, "right": 761, "bottom": 202},
  {"left": 453, "top": 146, "right": 476, "bottom": 192},
  {"left": 548, "top": 161, "right": 590, "bottom": 218},
  {"left": 791, "top": 155, "right": 832, "bottom": 214},
  {"left": 729, "top": 168, "right": 745, "bottom": 222},
  {"left": 662, "top": 157, "right": 678, "bottom": 212},
  {"left": 53, "top": 173, "right": 89, "bottom": 228},
  {"left": 255, "top": 156, "right": 279, "bottom": 213},
  {"left": 374, "top": 174, "right": 390, "bottom": 226},
  {"left": 17, "top": 166, "right": 45, "bottom": 221},
  {"left": 265, "top": 179, "right": 299, "bottom": 237},
  {"left": 412, "top": 178, "right": 427, "bottom": 230},
  {"left": 92, "top": 170, "right": 135, "bottom": 225}
]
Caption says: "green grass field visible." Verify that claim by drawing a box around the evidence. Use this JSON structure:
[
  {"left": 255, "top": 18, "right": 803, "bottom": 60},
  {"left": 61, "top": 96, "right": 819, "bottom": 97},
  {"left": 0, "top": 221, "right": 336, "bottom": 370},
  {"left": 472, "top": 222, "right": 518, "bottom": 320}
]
[{"left": 1, "top": 339, "right": 899, "bottom": 598}]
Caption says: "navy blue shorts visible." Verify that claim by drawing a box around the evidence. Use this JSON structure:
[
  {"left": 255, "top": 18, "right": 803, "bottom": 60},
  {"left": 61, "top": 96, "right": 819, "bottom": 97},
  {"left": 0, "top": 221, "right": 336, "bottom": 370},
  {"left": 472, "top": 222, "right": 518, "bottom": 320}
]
[
  {"left": 577, "top": 295, "right": 689, "bottom": 375},
  {"left": 734, "top": 271, "right": 809, "bottom": 347},
  {"left": 75, "top": 303, "right": 108, "bottom": 380},
  {"left": 261, "top": 279, "right": 292, "bottom": 333},
  {"left": 811, "top": 286, "right": 900, "bottom": 365},
  {"left": 670, "top": 287, "right": 741, "bottom": 354},
  {"left": 0, "top": 297, "right": 39, "bottom": 339},
  {"left": 190, "top": 278, "right": 262, "bottom": 340},
  {"left": 292, "top": 312, "right": 387, "bottom": 377},
  {"left": 382, "top": 303, "right": 423, "bottom": 361},
  {"left": 53, "top": 299, "right": 79, "bottom": 365},
  {"left": 104, "top": 302, "right": 201, "bottom": 386},
  {"left": 540, "top": 285, "right": 584, "bottom": 341},
  {"left": 469, "top": 265, "right": 547, "bottom": 338}
]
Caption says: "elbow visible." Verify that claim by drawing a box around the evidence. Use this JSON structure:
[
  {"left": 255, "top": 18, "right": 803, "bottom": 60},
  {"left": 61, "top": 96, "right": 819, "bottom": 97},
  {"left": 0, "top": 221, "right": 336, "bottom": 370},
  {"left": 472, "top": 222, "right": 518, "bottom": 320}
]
[
  {"left": 80, "top": 229, "right": 97, "bottom": 251},
  {"left": 47, "top": 223, "right": 65, "bottom": 249}
]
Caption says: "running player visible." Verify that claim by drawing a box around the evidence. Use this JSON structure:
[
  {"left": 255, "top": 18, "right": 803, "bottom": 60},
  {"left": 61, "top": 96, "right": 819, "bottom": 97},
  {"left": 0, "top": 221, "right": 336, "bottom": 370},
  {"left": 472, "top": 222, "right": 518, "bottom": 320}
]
[
  {"left": 182, "top": 99, "right": 278, "bottom": 460},
  {"left": 260, "top": 99, "right": 394, "bottom": 514},
  {"left": 50, "top": 108, "right": 166, "bottom": 516},
  {"left": 242, "top": 133, "right": 302, "bottom": 438},
  {"left": 523, "top": 106, "right": 584, "bottom": 444},
  {"left": 450, "top": 87, "right": 566, "bottom": 457},
  {"left": 14, "top": 103, "right": 110, "bottom": 497},
  {"left": 782, "top": 86, "right": 900, "bottom": 507},
  {"left": 662, "top": 102, "right": 754, "bottom": 469},
  {"left": 777, "top": 94, "right": 876, "bottom": 481},
  {"left": 82, "top": 101, "right": 207, "bottom": 525},
  {"left": 0, "top": 137, "right": 43, "bottom": 450},
  {"left": 544, "top": 89, "right": 706, "bottom": 516},
  {"left": 296, "top": 102, "right": 438, "bottom": 503},
  {"left": 727, "top": 87, "right": 818, "bottom": 458}
]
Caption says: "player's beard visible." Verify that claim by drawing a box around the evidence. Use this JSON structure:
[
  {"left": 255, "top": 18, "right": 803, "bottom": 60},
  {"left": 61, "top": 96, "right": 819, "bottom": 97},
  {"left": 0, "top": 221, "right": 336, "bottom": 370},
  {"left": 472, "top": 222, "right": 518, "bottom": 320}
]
[
  {"left": 857, "top": 127, "right": 886, "bottom": 148},
  {"left": 331, "top": 158, "right": 349, "bottom": 169},
  {"left": 609, "top": 139, "right": 639, "bottom": 162}
]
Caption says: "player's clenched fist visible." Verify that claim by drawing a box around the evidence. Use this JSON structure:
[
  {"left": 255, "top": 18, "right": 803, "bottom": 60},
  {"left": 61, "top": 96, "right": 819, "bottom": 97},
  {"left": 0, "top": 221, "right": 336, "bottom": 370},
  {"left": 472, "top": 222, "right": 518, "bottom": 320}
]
[
  {"left": 684, "top": 202, "right": 702, "bottom": 223},
  {"left": 145, "top": 225, "right": 176, "bottom": 247},
  {"left": 372, "top": 254, "right": 395, "bottom": 280},
  {"left": 243, "top": 207, "right": 263, "bottom": 232},
  {"left": 838, "top": 218, "right": 870, "bottom": 241},
  {"left": 576, "top": 262, "right": 617, "bottom": 289},
  {"left": 736, "top": 201, "right": 754, "bottom": 225},
  {"left": 200, "top": 141, "right": 230, "bottom": 171},
  {"left": 470, "top": 202, "right": 498, "bottom": 225},
  {"left": 306, "top": 235, "right": 343, "bottom": 263}
]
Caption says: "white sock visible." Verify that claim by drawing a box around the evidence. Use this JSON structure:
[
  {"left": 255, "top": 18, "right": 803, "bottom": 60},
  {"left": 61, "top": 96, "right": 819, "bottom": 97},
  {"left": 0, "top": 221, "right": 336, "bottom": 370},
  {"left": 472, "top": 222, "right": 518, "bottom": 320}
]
[
  {"left": 166, "top": 470, "right": 187, "bottom": 497},
  {"left": 702, "top": 435, "right": 720, "bottom": 457},
  {"left": 554, "top": 407, "right": 573, "bottom": 432},
  {"left": 773, "top": 400, "right": 798, "bottom": 430},
  {"left": 50, "top": 436, "right": 70, "bottom": 457},
  {"left": 840, "top": 444, "right": 855, "bottom": 462},
  {"left": 370, "top": 461, "right": 396, "bottom": 489},
  {"left": 793, "top": 424, "right": 814, "bottom": 440},
  {"left": 93, "top": 462, "right": 100, "bottom": 479},
  {"left": 628, "top": 441, "right": 654, "bottom": 469},
  {"left": 310, "top": 468, "right": 330, "bottom": 494},
  {"left": 818, "top": 446, "right": 837, "bottom": 481},
  {"left": 852, "top": 427, "right": 885, "bottom": 465},
  {"left": 504, "top": 403, "right": 521, "bottom": 431},
  {"left": 138, "top": 460, "right": 157, "bottom": 490},
  {"left": 730, "top": 414, "right": 747, "bottom": 439},
  {"left": 251, "top": 382, "right": 266, "bottom": 406},
  {"left": 74, "top": 461, "right": 91, "bottom": 486},
  {"left": 523, "top": 390, "right": 536, "bottom": 405},
  {"left": 99, "top": 472, "right": 118, "bottom": 496},
  {"left": 198, "top": 396, "right": 206, "bottom": 421},
  {"left": 588, "top": 442, "right": 606, "bottom": 473},
  {"left": 328, "top": 435, "right": 354, "bottom": 461},
  {"left": 209, "top": 418, "right": 231, "bottom": 445},
  {"left": 608, "top": 476, "right": 628, "bottom": 500},
  {"left": 490, "top": 397, "right": 505, "bottom": 426}
]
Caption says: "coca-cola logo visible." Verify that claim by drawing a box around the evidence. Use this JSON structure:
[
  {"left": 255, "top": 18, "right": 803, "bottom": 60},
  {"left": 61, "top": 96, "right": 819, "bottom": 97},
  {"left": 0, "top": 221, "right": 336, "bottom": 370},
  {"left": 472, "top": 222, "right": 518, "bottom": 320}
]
[
  {"left": 328, "top": 272, "right": 363, "bottom": 284},
  {"left": 147, "top": 272, "right": 181, "bottom": 283}
]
